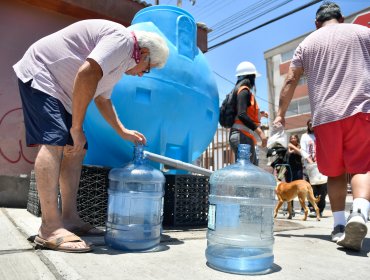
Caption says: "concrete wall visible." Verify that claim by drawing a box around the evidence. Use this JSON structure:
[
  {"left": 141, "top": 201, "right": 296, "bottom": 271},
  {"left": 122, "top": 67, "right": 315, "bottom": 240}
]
[{"left": 0, "top": 175, "right": 30, "bottom": 207}]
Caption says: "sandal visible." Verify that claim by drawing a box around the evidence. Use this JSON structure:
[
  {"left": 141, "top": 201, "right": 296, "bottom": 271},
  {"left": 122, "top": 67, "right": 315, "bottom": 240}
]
[{"left": 34, "top": 234, "right": 92, "bottom": 253}]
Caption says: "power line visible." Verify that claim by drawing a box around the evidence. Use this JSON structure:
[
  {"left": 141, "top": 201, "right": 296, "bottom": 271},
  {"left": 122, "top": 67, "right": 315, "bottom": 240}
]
[
  {"left": 209, "top": 0, "right": 294, "bottom": 42},
  {"left": 213, "top": 71, "right": 234, "bottom": 84},
  {"left": 192, "top": 0, "right": 231, "bottom": 20},
  {"left": 208, "top": 0, "right": 323, "bottom": 51},
  {"left": 210, "top": 0, "right": 274, "bottom": 30},
  {"left": 210, "top": 0, "right": 279, "bottom": 38}
]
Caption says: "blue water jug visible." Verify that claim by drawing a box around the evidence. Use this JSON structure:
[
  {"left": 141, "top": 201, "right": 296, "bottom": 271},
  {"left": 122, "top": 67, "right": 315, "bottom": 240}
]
[
  {"left": 105, "top": 145, "right": 165, "bottom": 251},
  {"left": 205, "top": 144, "right": 276, "bottom": 274}
]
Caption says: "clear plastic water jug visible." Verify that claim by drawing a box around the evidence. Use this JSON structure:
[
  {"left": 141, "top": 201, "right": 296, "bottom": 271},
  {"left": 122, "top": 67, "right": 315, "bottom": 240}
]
[
  {"left": 105, "top": 145, "right": 165, "bottom": 251},
  {"left": 206, "top": 144, "right": 276, "bottom": 274}
]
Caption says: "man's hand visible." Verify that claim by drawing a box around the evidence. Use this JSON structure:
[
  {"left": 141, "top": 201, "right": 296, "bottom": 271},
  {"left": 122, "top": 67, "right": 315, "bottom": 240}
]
[
  {"left": 255, "top": 127, "right": 267, "bottom": 148},
  {"left": 260, "top": 111, "right": 269, "bottom": 118},
  {"left": 273, "top": 116, "right": 285, "bottom": 127},
  {"left": 122, "top": 128, "right": 147, "bottom": 145},
  {"left": 67, "top": 127, "right": 86, "bottom": 155}
]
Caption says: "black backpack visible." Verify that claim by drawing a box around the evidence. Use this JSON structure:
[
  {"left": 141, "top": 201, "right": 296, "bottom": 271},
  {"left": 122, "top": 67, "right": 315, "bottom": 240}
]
[{"left": 219, "top": 86, "right": 248, "bottom": 128}]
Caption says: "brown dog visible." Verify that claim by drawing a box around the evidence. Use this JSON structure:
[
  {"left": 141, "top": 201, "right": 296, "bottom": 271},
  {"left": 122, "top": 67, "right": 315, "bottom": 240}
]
[{"left": 274, "top": 179, "right": 321, "bottom": 221}]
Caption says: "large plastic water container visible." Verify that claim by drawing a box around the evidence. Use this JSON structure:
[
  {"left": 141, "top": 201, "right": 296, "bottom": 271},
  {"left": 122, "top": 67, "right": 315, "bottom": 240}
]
[
  {"left": 83, "top": 5, "right": 219, "bottom": 172},
  {"left": 206, "top": 144, "right": 276, "bottom": 274},
  {"left": 105, "top": 145, "right": 165, "bottom": 251}
]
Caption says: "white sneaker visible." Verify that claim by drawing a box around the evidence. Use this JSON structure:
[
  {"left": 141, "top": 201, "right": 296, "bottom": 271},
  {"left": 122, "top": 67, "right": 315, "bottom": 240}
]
[
  {"left": 337, "top": 209, "right": 368, "bottom": 251},
  {"left": 331, "top": 225, "right": 345, "bottom": 242}
]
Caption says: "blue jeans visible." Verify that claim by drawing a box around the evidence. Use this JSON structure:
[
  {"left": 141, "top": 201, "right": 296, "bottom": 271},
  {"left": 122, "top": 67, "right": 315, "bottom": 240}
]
[{"left": 229, "top": 129, "right": 257, "bottom": 165}]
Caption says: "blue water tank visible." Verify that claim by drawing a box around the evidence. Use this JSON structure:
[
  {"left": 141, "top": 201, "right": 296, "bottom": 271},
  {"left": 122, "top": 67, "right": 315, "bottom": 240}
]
[{"left": 83, "top": 5, "right": 219, "bottom": 170}]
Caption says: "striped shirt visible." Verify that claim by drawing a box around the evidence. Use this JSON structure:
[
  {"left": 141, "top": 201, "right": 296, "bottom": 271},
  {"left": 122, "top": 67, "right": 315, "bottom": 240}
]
[
  {"left": 290, "top": 23, "right": 370, "bottom": 127},
  {"left": 13, "top": 19, "right": 137, "bottom": 114}
]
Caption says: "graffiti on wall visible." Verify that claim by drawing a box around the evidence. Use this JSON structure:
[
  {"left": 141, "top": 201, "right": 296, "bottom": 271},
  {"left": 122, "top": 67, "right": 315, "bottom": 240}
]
[{"left": 0, "top": 108, "right": 36, "bottom": 165}]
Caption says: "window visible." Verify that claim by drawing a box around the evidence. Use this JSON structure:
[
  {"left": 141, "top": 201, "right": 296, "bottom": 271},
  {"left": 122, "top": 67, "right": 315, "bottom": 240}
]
[
  {"left": 281, "top": 49, "right": 295, "bottom": 63},
  {"left": 298, "top": 75, "right": 307, "bottom": 86},
  {"left": 286, "top": 97, "right": 311, "bottom": 117}
]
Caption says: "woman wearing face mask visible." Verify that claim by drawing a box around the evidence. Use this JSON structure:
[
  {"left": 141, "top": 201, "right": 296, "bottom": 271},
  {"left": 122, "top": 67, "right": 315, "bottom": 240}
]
[{"left": 229, "top": 61, "right": 267, "bottom": 165}]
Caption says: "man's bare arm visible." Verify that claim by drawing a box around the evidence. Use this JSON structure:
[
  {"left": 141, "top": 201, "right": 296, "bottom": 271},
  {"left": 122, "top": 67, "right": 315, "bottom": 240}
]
[
  {"left": 69, "top": 58, "right": 103, "bottom": 153},
  {"left": 274, "top": 67, "right": 304, "bottom": 126}
]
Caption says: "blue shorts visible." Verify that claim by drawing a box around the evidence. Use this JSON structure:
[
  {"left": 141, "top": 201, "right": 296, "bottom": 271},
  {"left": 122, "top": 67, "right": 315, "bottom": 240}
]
[{"left": 18, "top": 79, "right": 88, "bottom": 149}]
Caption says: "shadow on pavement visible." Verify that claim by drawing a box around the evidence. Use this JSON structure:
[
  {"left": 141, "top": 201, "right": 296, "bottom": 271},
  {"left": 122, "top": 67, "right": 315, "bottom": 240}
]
[
  {"left": 275, "top": 233, "right": 370, "bottom": 256},
  {"left": 205, "top": 262, "right": 282, "bottom": 275},
  {"left": 91, "top": 244, "right": 171, "bottom": 255}
]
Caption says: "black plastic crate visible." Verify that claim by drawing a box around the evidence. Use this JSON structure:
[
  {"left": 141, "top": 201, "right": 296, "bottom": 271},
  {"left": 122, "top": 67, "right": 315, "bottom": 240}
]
[
  {"left": 163, "top": 174, "right": 210, "bottom": 227},
  {"left": 26, "top": 170, "right": 41, "bottom": 217},
  {"left": 77, "top": 165, "right": 111, "bottom": 227},
  {"left": 26, "top": 166, "right": 110, "bottom": 227},
  {"left": 26, "top": 167, "right": 210, "bottom": 228}
]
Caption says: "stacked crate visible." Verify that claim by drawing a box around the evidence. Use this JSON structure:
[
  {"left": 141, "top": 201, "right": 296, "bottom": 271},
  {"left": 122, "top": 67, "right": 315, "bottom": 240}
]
[
  {"left": 26, "top": 170, "right": 41, "bottom": 217},
  {"left": 26, "top": 168, "right": 210, "bottom": 228},
  {"left": 26, "top": 166, "right": 111, "bottom": 227},
  {"left": 163, "top": 175, "right": 210, "bottom": 227},
  {"left": 76, "top": 165, "right": 110, "bottom": 227}
]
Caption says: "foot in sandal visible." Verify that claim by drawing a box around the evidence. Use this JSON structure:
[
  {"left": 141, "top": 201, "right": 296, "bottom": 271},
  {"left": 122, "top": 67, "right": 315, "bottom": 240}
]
[
  {"left": 35, "top": 227, "right": 92, "bottom": 253},
  {"left": 34, "top": 234, "right": 92, "bottom": 253}
]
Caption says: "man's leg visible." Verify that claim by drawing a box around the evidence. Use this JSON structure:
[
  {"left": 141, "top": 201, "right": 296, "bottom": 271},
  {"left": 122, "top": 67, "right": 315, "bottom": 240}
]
[
  {"left": 327, "top": 174, "right": 347, "bottom": 215},
  {"left": 327, "top": 174, "right": 347, "bottom": 242},
  {"left": 351, "top": 172, "right": 370, "bottom": 207},
  {"left": 337, "top": 172, "right": 369, "bottom": 250},
  {"left": 36, "top": 145, "right": 89, "bottom": 250},
  {"left": 351, "top": 172, "right": 370, "bottom": 222},
  {"left": 59, "top": 147, "right": 103, "bottom": 235},
  {"left": 59, "top": 147, "right": 85, "bottom": 227}
]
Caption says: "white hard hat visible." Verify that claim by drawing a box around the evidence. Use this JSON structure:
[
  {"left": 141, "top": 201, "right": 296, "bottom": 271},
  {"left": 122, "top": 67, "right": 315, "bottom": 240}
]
[{"left": 235, "top": 61, "right": 261, "bottom": 77}]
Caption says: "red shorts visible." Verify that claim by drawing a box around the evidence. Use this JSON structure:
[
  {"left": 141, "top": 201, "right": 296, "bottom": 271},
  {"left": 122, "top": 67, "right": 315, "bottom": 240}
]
[{"left": 314, "top": 113, "right": 370, "bottom": 177}]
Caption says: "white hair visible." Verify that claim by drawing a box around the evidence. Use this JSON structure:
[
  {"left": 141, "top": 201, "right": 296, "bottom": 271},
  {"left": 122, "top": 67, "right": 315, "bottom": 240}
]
[{"left": 135, "top": 30, "right": 169, "bottom": 69}]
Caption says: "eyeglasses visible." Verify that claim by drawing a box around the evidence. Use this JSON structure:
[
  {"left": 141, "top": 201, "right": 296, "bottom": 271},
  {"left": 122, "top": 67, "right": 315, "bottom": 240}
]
[{"left": 142, "top": 56, "right": 151, "bottom": 74}]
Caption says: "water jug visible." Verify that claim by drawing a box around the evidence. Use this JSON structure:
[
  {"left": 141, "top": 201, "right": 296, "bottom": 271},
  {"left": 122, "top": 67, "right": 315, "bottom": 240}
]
[
  {"left": 105, "top": 145, "right": 165, "bottom": 251},
  {"left": 205, "top": 144, "right": 276, "bottom": 274}
]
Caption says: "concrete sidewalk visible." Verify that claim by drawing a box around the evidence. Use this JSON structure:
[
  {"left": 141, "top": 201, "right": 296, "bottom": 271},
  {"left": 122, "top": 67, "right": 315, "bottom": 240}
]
[{"left": 1, "top": 200, "right": 369, "bottom": 280}]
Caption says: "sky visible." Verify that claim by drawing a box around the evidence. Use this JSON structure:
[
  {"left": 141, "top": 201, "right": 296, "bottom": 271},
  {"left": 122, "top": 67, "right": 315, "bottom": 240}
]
[{"left": 144, "top": 0, "right": 369, "bottom": 123}]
